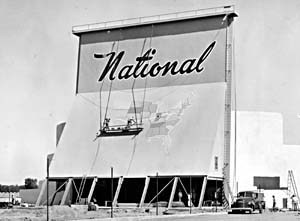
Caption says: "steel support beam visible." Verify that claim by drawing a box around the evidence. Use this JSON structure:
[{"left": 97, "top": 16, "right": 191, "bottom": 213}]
[
  {"left": 60, "top": 178, "right": 73, "bottom": 205},
  {"left": 198, "top": 176, "right": 207, "bottom": 209},
  {"left": 87, "top": 177, "right": 98, "bottom": 203},
  {"left": 35, "top": 179, "right": 47, "bottom": 206},
  {"left": 168, "top": 177, "right": 179, "bottom": 209},
  {"left": 112, "top": 176, "right": 124, "bottom": 207},
  {"left": 139, "top": 176, "right": 150, "bottom": 208}
]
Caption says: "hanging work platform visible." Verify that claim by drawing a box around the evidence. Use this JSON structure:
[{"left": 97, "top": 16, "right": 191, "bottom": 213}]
[{"left": 97, "top": 126, "right": 143, "bottom": 137}]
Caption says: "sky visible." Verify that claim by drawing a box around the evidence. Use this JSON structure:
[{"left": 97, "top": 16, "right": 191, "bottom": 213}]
[{"left": 0, "top": 0, "right": 300, "bottom": 185}]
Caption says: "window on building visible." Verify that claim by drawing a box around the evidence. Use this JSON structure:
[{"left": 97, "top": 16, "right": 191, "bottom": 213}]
[{"left": 214, "top": 156, "right": 218, "bottom": 170}]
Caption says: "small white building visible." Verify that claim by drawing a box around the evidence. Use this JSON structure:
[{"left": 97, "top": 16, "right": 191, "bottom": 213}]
[
  {"left": 0, "top": 192, "right": 21, "bottom": 204},
  {"left": 232, "top": 111, "right": 300, "bottom": 210}
]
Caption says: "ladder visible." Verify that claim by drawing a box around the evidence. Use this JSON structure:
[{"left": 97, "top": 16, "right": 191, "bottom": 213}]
[
  {"left": 222, "top": 165, "right": 234, "bottom": 209},
  {"left": 287, "top": 170, "right": 300, "bottom": 207}
]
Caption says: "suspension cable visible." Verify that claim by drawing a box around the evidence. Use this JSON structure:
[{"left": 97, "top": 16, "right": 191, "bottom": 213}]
[
  {"left": 98, "top": 42, "right": 116, "bottom": 130},
  {"left": 178, "top": 178, "right": 189, "bottom": 196},
  {"left": 72, "top": 179, "right": 79, "bottom": 198},
  {"left": 103, "top": 38, "right": 119, "bottom": 124},
  {"left": 131, "top": 38, "right": 147, "bottom": 128},
  {"left": 140, "top": 24, "right": 154, "bottom": 123},
  {"left": 77, "top": 37, "right": 119, "bottom": 205},
  {"left": 77, "top": 176, "right": 88, "bottom": 203},
  {"left": 147, "top": 177, "right": 175, "bottom": 207},
  {"left": 76, "top": 175, "right": 86, "bottom": 203}
]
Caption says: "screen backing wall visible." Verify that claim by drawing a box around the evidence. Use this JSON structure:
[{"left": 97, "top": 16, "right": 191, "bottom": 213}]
[{"left": 50, "top": 11, "right": 233, "bottom": 178}]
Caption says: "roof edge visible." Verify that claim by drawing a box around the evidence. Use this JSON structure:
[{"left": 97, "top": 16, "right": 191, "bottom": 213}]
[{"left": 72, "top": 5, "right": 237, "bottom": 36}]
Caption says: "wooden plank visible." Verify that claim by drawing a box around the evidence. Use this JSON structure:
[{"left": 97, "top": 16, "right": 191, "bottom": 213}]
[
  {"left": 168, "top": 177, "right": 178, "bottom": 209},
  {"left": 87, "top": 177, "right": 98, "bottom": 203},
  {"left": 112, "top": 177, "right": 124, "bottom": 207},
  {"left": 139, "top": 176, "right": 150, "bottom": 208},
  {"left": 198, "top": 176, "right": 207, "bottom": 209},
  {"left": 60, "top": 178, "right": 73, "bottom": 205}
]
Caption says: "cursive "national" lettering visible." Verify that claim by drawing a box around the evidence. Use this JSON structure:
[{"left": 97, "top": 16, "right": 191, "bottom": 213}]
[{"left": 94, "top": 41, "right": 216, "bottom": 82}]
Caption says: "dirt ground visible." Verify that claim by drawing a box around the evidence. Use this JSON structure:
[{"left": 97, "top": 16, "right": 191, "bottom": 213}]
[
  {"left": 1, "top": 206, "right": 299, "bottom": 221},
  {"left": 0, "top": 206, "right": 223, "bottom": 221}
]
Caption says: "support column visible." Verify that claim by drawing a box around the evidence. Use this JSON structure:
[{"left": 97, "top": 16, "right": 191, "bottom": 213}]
[
  {"left": 112, "top": 176, "right": 124, "bottom": 207},
  {"left": 60, "top": 178, "right": 73, "bottom": 205},
  {"left": 168, "top": 177, "right": 178, "bottom": 209},
  {"left": 198, "top": 176, "right": 207, "bottom": 209},
  {"left": 223, "top": 12, "right": 237, "bottom": 205},
  {"left": 139, "top": 176, "right": 150, "bottom": 208},
  {"left": 35, "top": 179, "right": 47, "bottom": 206},
  {"left": 87, "top": 177, "right": 98, "bottom": 203}
]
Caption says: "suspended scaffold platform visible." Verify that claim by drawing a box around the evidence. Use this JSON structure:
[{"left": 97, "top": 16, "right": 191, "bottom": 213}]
[{"left": 97, "top": 126, "right": 143, "bottom": 137}]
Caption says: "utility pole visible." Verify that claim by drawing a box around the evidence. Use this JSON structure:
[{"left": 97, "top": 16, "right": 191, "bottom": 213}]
[
  {"left": 156, "top": 172, "right": 158, "bottom": 216},
  {"left": 111, "top": 167, "right": 113, "bottom": 218},
  {"left": 8, "top": 187, "right": 10, "bottom": 204},
  {"left": 189, "top": 176, "right": 192, "bottom": 214},
  {"left": 215, "top": 179, "right": 217, "bottom": 213},
  {"left": 47, "top": 157, "right": 49, "bottom": 221}
]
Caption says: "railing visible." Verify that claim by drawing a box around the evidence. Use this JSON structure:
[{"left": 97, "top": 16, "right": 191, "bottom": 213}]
[{"left": 102, "top": 123, "right": 142, "bottom": 128}]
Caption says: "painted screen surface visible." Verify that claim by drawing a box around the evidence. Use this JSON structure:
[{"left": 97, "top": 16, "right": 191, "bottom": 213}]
[{"left": 50, "top": 15, "right": 228, "bottom": 177}]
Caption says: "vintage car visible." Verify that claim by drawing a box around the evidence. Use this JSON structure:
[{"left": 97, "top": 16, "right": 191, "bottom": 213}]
[{"left": 229, "top": 191, "right": 265, "bottom": 214}]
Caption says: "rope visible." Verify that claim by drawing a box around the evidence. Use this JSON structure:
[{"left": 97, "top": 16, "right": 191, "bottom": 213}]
[
  {"left": 89, "top": 138, "right": 102, "bottom": 174},
  {"left": 104, "top": 39, "right": 120, "bottom": 123},
  {"left": 146, "top": 177, "right": 175, "bottom": 207},
  {"left": 73, "top": 19, "right": 226, "bottom": 203},
  {"left": 72, "top": 179, "right": 79, "bottom": 197},
  {"left": 77, "top": 36, "right": 116, "bottom": 201},
  {"left": 77, "top": 176, "right": 85, "bottom": 200},
  {"left": 99, "top": 88, "right": 102, "bottom": 129},
  {"left": 77, "top": 176, "right": 88, "bottom": 203},
  {"left": 140, "top": 25, "right": 154, "bottom": 123},
  {"left": 178, "top": 178, "right": 189, "bottom": 196},
  {"left": 131, "top": 86, "right": 138, "bottom": 128},
  {"left": 78, "top": 84, "right": 185, "bottom": 115},
  {"left": 125, "top": 33, "right": 154, "bottom": 177},
  {"left": 75, "top": 138, "right": 102, "bottom": 204},
  {"left": 76, "top": 175, "right": 87, "bottom": 203},
  {"left": 130, "top": 38, "right": 147, "bottom": 127},
  {"left": 84, "top": 14, "right": 224, "bottom": 95},
  {"left": 78, "top": 135, "right": 102, "bottom": 203},
  {"left": 125, "top": 138, "right": 137, "bottom": 176},
  {"left": 99, "top": 42, "right": 116, "bottom": 129},
  {"left": 83, "top": 18, "right": 221, "bottom": 95}
]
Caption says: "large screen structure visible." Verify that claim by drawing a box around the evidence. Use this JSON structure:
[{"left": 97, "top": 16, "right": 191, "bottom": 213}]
[{"left": 50, "top": 8, "right": 235, "bottom": 178}]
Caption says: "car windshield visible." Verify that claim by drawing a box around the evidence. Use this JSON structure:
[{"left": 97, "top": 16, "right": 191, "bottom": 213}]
[{"left": 238, "top": 192, "right": 255, "bottom": 198}]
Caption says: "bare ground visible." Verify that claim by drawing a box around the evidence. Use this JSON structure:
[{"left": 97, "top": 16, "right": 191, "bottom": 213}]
[{"left": 0, "top": 206, "right": 224, "bottom": 221}]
